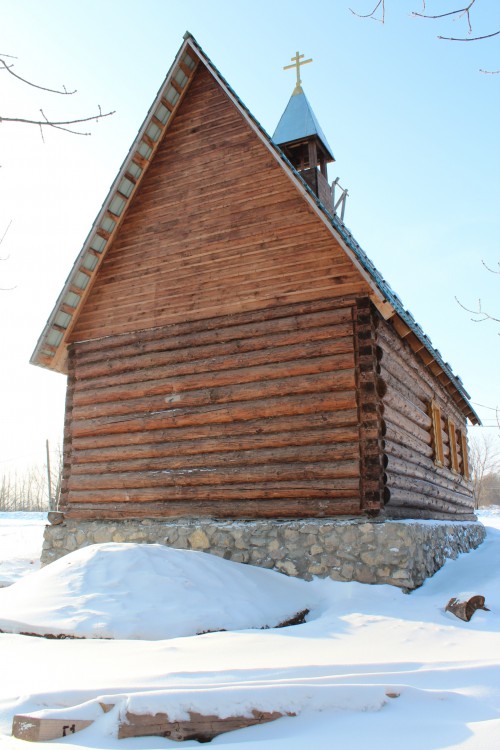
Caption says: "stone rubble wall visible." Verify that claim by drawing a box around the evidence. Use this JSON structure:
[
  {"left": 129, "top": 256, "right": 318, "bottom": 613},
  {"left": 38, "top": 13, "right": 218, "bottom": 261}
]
[{"left": 41, "top": 517, "right": 486, "bottom": 590}]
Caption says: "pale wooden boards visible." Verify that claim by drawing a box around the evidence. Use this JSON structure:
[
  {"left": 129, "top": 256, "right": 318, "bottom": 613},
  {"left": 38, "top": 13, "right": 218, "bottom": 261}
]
[{"left": 12, "top": 705, "right": 290, "bottom": 742}]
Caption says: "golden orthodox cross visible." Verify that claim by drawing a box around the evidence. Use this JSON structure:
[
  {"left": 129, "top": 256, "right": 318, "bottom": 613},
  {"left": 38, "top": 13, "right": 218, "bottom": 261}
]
[{"left": 283, "top": 51, "right": 313, "bottom": 95}]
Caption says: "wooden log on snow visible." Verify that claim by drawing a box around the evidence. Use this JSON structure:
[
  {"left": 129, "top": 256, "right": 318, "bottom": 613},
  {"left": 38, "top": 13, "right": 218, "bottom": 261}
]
[
  {"left": 117, "top": 709, "right": 292, "bottom": 742},
  {"left": 445, "top": 595, "right": 489, "bottom": 622},
  {"left": 12, "top": 716, "right": 94, "bottom": 742}
]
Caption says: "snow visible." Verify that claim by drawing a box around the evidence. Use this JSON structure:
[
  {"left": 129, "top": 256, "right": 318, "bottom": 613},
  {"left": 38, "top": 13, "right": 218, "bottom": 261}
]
[
  {"left": 1, "top": 511, "right": 500, "bottom": 749},
  {"left": 0, "top": 542, "right": 314, "bottom": 639},
  {"left": 0, "top": 512, "right": 46, "bottom": 588}
]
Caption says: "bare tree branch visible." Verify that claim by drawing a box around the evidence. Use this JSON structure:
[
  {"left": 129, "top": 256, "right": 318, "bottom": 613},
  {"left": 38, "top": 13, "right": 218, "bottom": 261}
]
[
  {"left": 455, "top": 297, "right": 500, "bottom": 325},
  {"left": 412, "top": 1, "right": 477, "bottom": 32},
  {"left": 0, "top": 54, "right": 115, "bottom": 137},
  {"left": 482, "top": 260, "right": 500, "bottom": 275},
  {"left": 351, "top": 1, "right": 500, "bottom": 69},
  {"left": 438, "top": 29, "right": 500, "bottom": 42},
  {"left": 0, "top": 106, "right": 115, "bottom": 137},
  {"left": 0, "top": 57, "right": 76, "bottom": 95},
  {"left": 350, "top": 0, "right": 385, "bottom": 22}
]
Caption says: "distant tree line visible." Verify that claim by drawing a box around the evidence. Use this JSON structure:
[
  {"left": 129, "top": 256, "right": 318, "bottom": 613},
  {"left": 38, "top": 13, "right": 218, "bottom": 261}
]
[{"left": 0, "top": 453, "right": 61, "bottom": 512}]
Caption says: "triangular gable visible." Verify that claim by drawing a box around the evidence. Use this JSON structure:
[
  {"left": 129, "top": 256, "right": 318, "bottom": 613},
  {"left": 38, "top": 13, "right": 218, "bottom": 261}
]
[{"left": 30, "top": 33, "right": 479, "bottom": 425}]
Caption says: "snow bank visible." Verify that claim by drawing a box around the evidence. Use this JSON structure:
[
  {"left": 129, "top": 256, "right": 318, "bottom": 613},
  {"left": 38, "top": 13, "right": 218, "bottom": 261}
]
[{"left": 0, "top": 542, "right": 316, "bottom": 639}]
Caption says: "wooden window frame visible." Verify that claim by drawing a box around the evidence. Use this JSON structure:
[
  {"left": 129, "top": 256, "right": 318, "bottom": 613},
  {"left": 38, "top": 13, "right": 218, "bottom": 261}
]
[
  {"left": 430, "top": 400, "right": 444, "bottom": 467},
  {"left": 459, "top": 430, "right": 470, "bottom": 480},
  {"left": 448, "top": 418, "right": 459, "bottom": 473}
]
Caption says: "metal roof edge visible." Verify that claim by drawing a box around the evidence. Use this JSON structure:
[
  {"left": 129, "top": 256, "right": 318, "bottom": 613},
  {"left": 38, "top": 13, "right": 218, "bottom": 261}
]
[{"left": 31, "top": 33, "right": 200, "bottom": 372}]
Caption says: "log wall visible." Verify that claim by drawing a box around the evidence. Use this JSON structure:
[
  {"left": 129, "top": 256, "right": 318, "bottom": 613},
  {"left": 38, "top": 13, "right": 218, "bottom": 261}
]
[
  {"left": 376, "top": 313, "right": 474, "bottom": 518},
  {"left": 61, "top": 298, "right": 367, "bottom": 520}
]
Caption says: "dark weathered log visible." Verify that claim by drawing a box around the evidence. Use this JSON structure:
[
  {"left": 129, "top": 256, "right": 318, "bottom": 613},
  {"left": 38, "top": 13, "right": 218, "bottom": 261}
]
[
  {"left": 383, "top": 418, "right": 433, "bottom": 459},
  {"left": 71, "top": 408, "right": 359, "bottom": 452},
  {"left": 73, "top": 336, "right": 354, "bottom": 402},
  {"left": 72, "top": 298, "right": 355, "bottom": 358},
  {"left": 385, "top": 454, "right": 473, "bottom": 494},
  {"left": 383, "top": 387, "right": 432, "bottom": 431},
  {"left": 68, "top": 460, "right": 360, "bottom": 492},
  {"left": 378, "top": 319, "right": 466, "bottom": 426},
  {"left": 72, "top": 353, "right": 355, "bottom": 417},
  {"left": 383, "top": 404, "right": 432, "bottom": 447},
  {"left": 66, "top": 480, "right": 359, "bottom": 502},
  {"left": 379, "top": 365, "right": 428, "bottom": 416},
  {"left": 388, "top": 484, "right": 474, "bottom": 513},
  {"left": 445, "top": 595, "right": 489, "bottom": 622},
  {"left": 63, "top": 496, "right": 363, "bottom": 519},
  {"left": 74, "top": 322, "right": 354, "bottom": 385},
  {"left": 71, "top": 390, "right": 358, "bottom": 438},
  {"left": 72, "top": 366, "right": 355, "bottom": 422},
  {"left": 74, "top": 306, "right": 353, "bottom": 367},
  {"left": 70, "top": 441, "right": 360, "bottom": 475},
  {"left": 72, "top": 424, "right": 360, "bottom": 465}
]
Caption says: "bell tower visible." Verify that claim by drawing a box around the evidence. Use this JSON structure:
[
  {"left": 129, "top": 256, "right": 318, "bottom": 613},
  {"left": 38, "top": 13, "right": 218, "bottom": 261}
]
[{"left": 273, "top": 51, "right": 337, "bottom": 212}]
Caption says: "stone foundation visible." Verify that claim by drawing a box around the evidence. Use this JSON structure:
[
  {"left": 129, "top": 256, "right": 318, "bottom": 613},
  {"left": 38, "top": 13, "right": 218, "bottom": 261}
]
[{"left": 41, "top": 517, "right": 486, "bottom": 590}]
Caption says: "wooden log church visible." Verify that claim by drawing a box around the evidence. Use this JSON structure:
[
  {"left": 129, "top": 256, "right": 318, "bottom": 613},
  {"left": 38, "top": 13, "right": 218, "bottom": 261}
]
[{"left": 33, "top": 34, "right": 484, "bottom": 583}]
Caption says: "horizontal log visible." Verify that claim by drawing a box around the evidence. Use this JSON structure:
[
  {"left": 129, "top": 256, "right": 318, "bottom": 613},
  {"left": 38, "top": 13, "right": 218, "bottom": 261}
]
[
  {"left": 71, "top": 408, "right": 360, "bottom": 452},
  {"left": 73, "top": 347, "right": 355, "bottom": 407},
  {"left": 74, "top": 328, "right": 353, "bottom": 394},
  {"left": 379, "top": 356, "right": 430, "bottom": 409},
  {"left": 72, "top": 364, "right": 355, "bottom": 422},
  {"left": 68, "top": 460, "right": 360, "bottom": 491},
  {"left": 63, "top": 496, "right": 363, "bottom": 519},
  {"left": 72, "top": 298, "right": 355, "bottom": 358},
  {"left": 383, "top": 418, "right": 433, "bottom": 459},
  {"left": 383, "top": 387, "right": 432, "bottom": 431},
  {"left": 385, "top": 454, "right": 474, "bottom": 496},
  {"left": 71, "top": 440, "right": 360, "bottom": 475},
  {"left": 387, "top": 475, "right": 474, "bottom": 510},
  {"left": 71, "top": 388, "right": 358, "bottom": 439},
  {"left": 381, "top": 506, "right": 475, "bottom": 521},
  {"left": 383, "top": 403, "right": 432, "bottom": 448},
  {"left": 378, "top": 321, "right": 467, "bottom": 426},
  {"left": 74, "top": 317, "right": 353, "bottom": 381},
  {"left": 66, "top": 480, "right": 360, "bottom": 504},
  {"left": 387, "top": 487, "right": 474, "bottom": 514}
]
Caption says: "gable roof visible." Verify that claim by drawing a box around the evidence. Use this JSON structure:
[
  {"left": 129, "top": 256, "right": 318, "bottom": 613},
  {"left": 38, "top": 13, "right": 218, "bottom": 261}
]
[
  {"left": 273, "top": 89, "right": 335, "bottom": 160},
  {"left": 30, "top": 33, "right": 479, "bottom": 426}
]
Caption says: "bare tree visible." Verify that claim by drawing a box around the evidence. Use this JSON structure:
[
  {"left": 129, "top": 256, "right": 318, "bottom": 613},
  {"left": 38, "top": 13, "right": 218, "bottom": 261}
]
[
  {"left": 0, "top": 53, "right": 114, "bottom": 138},
  {"left": 350, "top": 1, "right": 500, "bottom": 71},
  {"left": 469, "top": 432, "right": 500, "bottom": 508},
  {"left": 456, "top": 261, "right": 500, "bottom": 329}
]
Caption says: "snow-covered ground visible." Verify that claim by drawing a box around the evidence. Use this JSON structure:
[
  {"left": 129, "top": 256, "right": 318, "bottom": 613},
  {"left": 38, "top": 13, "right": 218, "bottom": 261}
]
[
  {"left": 0, "top": 512, "right": 46, "bottom": 588},
  {"left": 1, "top": 510, "right": 500, "bottom": 749}
]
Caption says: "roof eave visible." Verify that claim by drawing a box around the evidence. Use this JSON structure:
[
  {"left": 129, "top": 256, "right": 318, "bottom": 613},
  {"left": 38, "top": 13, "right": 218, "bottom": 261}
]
[{"left": 30, "top": 33, "right": 201, "bottom": 374}]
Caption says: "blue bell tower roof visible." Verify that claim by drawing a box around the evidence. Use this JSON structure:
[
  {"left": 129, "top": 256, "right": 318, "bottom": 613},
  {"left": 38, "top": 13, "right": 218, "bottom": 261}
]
[{"left": 272, "top": 89, "right": 334, "bottom": 161}]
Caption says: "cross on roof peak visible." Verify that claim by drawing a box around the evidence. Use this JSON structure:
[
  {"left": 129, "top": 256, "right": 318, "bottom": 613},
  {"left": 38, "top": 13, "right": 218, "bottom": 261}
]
[{"left": 283, "top": 50, "right": 313, "bottom": 95}]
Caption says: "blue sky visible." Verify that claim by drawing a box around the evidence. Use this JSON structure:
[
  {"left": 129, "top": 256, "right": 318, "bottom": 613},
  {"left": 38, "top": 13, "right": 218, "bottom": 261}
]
[{"left": 1, "top": 0, "right": 499, "bottom": 472}]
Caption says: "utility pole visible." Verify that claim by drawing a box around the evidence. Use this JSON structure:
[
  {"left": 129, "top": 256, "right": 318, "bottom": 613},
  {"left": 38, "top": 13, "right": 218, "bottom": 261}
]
[{"left": 46, "top": 439, "right": 52, "bottom": 511}]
